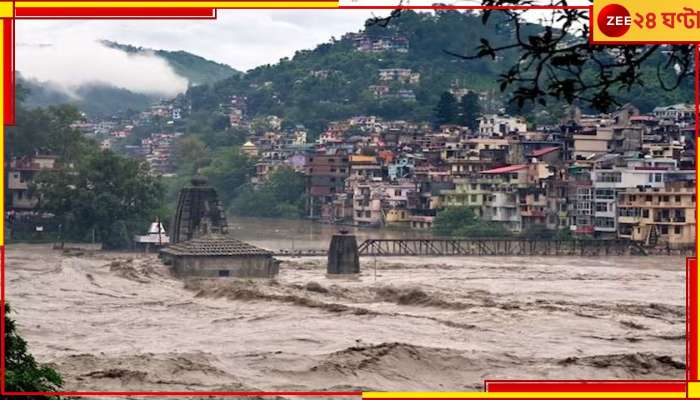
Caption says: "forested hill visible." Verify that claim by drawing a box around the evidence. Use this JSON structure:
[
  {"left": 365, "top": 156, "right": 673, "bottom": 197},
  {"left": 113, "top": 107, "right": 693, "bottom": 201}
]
[
  {"left": 100, "top": 40, "right": 239, "bottom": 86},
  {"left": 184, "top": 10, "right": 694, "bottom": 137},
  {"left": 185, "top": 10, "right": 518, "bottom": 135},
  {"left": 18, "top": 41, "right": 239, "bottom": 118},
  {"left": 18, "top": 74, "right": 157, "bottom": 118}
]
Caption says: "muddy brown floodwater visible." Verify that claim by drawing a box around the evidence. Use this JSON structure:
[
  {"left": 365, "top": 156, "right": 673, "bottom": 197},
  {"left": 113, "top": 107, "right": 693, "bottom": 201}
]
[{"left": 6, "top": 239, "right": 686, "bottom": 395}]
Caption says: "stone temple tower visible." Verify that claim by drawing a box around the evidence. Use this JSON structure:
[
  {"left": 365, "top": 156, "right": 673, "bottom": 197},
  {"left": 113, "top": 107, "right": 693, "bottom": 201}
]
[{"left": 170, "top": 175, "right": 228, "bottom": 243}]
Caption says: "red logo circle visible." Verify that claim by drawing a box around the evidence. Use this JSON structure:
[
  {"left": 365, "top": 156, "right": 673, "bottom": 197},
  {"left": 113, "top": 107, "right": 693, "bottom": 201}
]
[{"left": 597, "top": 4, "right": 631, "bottom": 37}]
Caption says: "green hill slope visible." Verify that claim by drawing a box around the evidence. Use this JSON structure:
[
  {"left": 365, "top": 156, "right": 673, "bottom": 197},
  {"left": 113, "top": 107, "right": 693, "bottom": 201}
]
[
  {"left": 184, "top": 10, "right": 694, "bottom": 137},
  {"left": 18, "top": 74, "right": 157, "bottom": 118},
  {"left": 100, "top": 40, "right": 239, "bottom": 86}
]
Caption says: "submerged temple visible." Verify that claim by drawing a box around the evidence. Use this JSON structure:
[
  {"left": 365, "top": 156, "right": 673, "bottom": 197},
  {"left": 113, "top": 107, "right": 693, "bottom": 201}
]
[
  {"left": 162, "top": 175, "right": 278, "bottom": 278},
  {"left": 160, "top": 234, "right": 279, "bottom": 278},
  {"left": 170, "top": 175, "right": 228, "bottom": 244}
]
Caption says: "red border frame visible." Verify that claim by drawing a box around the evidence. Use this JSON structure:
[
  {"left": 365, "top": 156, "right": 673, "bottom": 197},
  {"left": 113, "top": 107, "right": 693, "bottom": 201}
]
[{"left": 1, "top": 2, "right": 698, "bottom": 398}]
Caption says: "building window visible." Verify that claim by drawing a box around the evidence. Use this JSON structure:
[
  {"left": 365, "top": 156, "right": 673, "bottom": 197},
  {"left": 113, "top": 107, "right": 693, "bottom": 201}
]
[
  {"left": 674, "top": 226, "right": 682, "bottom": 234},
  {"left": 597, "top": 172, "right": 622, "bottom": 183},
  {"left": 645, "top": 195, "right": 652, "bottom": 202},
  {"left": 395, "top": 190, "right": 402, "bottom": 196},
  {"left": 218, "top": 270, "right": 230, "bottom": 277},
  {"left": 595, "top": 189, "right": 615, "bottom": 199},
  {"left": 660, "top": 226, "right": 668, "bottom": 235},
  {"left": 643, "top": 209, "right": 649, "bottom": 218},
  {"left": 662, "top": 195, "right": 669, "bottom": 202}
]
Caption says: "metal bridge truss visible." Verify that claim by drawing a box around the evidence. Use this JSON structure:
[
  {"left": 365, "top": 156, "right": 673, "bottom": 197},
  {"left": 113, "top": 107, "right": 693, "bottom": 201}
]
[{"left": 355, "top": 238, "right": 646, "bottom": 257}]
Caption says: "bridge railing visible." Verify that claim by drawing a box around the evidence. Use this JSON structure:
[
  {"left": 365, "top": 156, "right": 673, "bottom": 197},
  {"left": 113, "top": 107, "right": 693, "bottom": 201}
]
[{"left": 355, "top": 238, "right": 648, "bottom": 257}]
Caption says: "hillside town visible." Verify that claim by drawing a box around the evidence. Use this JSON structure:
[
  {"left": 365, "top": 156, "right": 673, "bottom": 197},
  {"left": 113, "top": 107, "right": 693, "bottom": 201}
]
[{"left": 8, "top": 93, "right": 696, "bottom": 251}]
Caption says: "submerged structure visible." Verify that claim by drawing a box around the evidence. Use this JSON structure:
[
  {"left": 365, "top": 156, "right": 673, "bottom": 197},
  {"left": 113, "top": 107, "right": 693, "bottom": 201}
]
[
  {"left": 170, "top": 175, "right": 228, "bottom": 244},
  {"left": 327, "top": 233, "right": 360, "bottom": 274},
  {"left": 133, "top": 219, "right": 170, "bottom": 251},
  {"left": 160, "top": 234, "right": 279, "bottom": 278},
  {"left": 162, "top": 175, "right": 278, "bottom": 278}
]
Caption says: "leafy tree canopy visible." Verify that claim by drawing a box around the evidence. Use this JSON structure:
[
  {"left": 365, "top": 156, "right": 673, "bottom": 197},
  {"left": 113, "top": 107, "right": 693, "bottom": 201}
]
[
  {"left": 32, "top": 149, "right": 165, "bottom": 248},
  {"left": 230, "top": 168, "right": 307, "bottom": 218}
]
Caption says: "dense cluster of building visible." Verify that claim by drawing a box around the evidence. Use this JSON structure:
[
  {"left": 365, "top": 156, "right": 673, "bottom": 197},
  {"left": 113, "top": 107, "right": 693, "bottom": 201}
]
[
  {"left": 7, "top": 86, "right": 696, "bottom": 251},
  {"left": 242, "top": 102, "right": 696, "bottom": 249}
]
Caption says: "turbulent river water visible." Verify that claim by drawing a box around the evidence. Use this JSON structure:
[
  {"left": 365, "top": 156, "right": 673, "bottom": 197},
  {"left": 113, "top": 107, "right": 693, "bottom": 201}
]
[{"left": 5, "top": 218, "right": 687, "bottom": 395}]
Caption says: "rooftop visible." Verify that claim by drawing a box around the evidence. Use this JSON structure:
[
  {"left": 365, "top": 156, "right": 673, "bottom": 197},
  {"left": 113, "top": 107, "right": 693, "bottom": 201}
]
[
  {"left": 482, "top": 164, "right": 527, "bottom": 174},
  {"left": 161, "top": 235, "right": 272, "bottom": 257},
  {"left": 531, "top": 146, "right": 559, "bottom": 157}
]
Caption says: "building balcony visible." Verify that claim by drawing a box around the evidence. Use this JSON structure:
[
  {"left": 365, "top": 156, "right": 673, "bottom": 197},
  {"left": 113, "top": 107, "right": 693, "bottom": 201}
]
[
  {"left": 618, "top": 215, "right": 641, "bottom": 224},
  {"left": 653, "top": 217, "right": 688, "bottom": 224},
  {"left": 594, "top": 226, "right": 617, "bottom": 232},
  {"left": 521, "top": 210, "right": 546, "bottom": 217}
]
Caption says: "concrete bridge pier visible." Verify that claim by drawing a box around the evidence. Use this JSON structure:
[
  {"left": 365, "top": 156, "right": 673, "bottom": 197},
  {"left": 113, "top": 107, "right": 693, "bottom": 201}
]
[{"left": 327, "top": 234, "right": 360, "bottom": 275}]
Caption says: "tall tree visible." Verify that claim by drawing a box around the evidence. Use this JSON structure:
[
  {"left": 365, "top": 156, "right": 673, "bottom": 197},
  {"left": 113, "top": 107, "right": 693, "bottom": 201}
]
[
  {"left": 231, "top": 167, "right": 307, "bottom": 218},
  {"left": 433, "top": 91, "right": 459, "bottom": 127},
  {"left": 32, "top": 149, "right": 164, "bottom": 249},
  {"left": 201, "top": 147, "right": 255, "bottom": 205},
  {"left": 7, "top": 103, "right": 90, "bottom": 164},
  {"left": 458, "top": 92, "right": 481, "bottom": 130},
  {"left": 173, "top": 135, "right": 210, "bottom": 174}
]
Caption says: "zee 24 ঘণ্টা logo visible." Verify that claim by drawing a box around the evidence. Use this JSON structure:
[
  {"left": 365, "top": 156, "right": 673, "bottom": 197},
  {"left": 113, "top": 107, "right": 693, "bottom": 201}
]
[{"left": 597, "top": 3, "right": 633, "bottom": 37}]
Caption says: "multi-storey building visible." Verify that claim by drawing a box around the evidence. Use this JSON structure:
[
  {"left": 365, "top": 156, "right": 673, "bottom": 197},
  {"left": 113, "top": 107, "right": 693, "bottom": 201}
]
[
  {"left": 617, "top": 180, "right": 695, "bottom": 248},
  {"left": 477, "top": 115, "right": 527, "bottom": 137},
  {"left": 307, "top": 150, "right": 349, "bottom": 218},
  {"left": 7, "top": 155, "right": 58, "bottom": 211}
]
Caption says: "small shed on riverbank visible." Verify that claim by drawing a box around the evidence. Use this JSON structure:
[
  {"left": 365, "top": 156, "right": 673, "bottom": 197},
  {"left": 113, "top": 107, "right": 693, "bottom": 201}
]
[{"left": 160, "top": 234, "right": 279, "bottom": 278}]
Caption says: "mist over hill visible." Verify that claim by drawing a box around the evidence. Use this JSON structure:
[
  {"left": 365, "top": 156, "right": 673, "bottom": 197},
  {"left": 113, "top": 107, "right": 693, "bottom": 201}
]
[{"left": 18, "top": 39, "right": 239, "bottom": 118}]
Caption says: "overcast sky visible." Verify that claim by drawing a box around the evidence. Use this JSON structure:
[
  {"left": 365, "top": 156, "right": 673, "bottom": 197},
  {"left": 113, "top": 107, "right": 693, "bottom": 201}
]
[
  {"left": 16, "top": 10, "right": 396, "bottom": 95},
  {"left": 17, "top": 10, "right": 391, "bottom": 70},
  {"left": 15, "top": 5, "right": 587, "bottom": 96}
]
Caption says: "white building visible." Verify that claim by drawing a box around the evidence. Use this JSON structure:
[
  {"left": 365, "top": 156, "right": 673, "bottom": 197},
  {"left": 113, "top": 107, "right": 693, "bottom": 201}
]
[{"left": 477, "top": 115, "right": 527, "bottom": 137}]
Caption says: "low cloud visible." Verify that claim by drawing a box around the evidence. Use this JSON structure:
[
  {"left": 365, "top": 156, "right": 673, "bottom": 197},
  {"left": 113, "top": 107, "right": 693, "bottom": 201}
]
[{"left": 16, "top": 38, "right": 188, "bottom": 97}]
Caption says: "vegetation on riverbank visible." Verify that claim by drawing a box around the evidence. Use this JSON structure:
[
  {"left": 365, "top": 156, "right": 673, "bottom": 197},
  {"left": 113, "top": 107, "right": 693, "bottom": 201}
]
[{"left": 5, "top": 303, "right": 63, "bottom": 397}]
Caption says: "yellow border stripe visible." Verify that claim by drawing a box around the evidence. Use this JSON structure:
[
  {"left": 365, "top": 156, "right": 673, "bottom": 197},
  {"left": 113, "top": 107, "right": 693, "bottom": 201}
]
[
  {"left": 0, "top": 2, "right": 12, "bottom": 17},
  {"left": 689, "top": 382, "right": 700, "bottom": 398},
  {"left": 363, "top": 392, "right": 687, "bottom": 399},
  {"left": 16, "top": 1, "right": 338, "bottom": 8}
]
